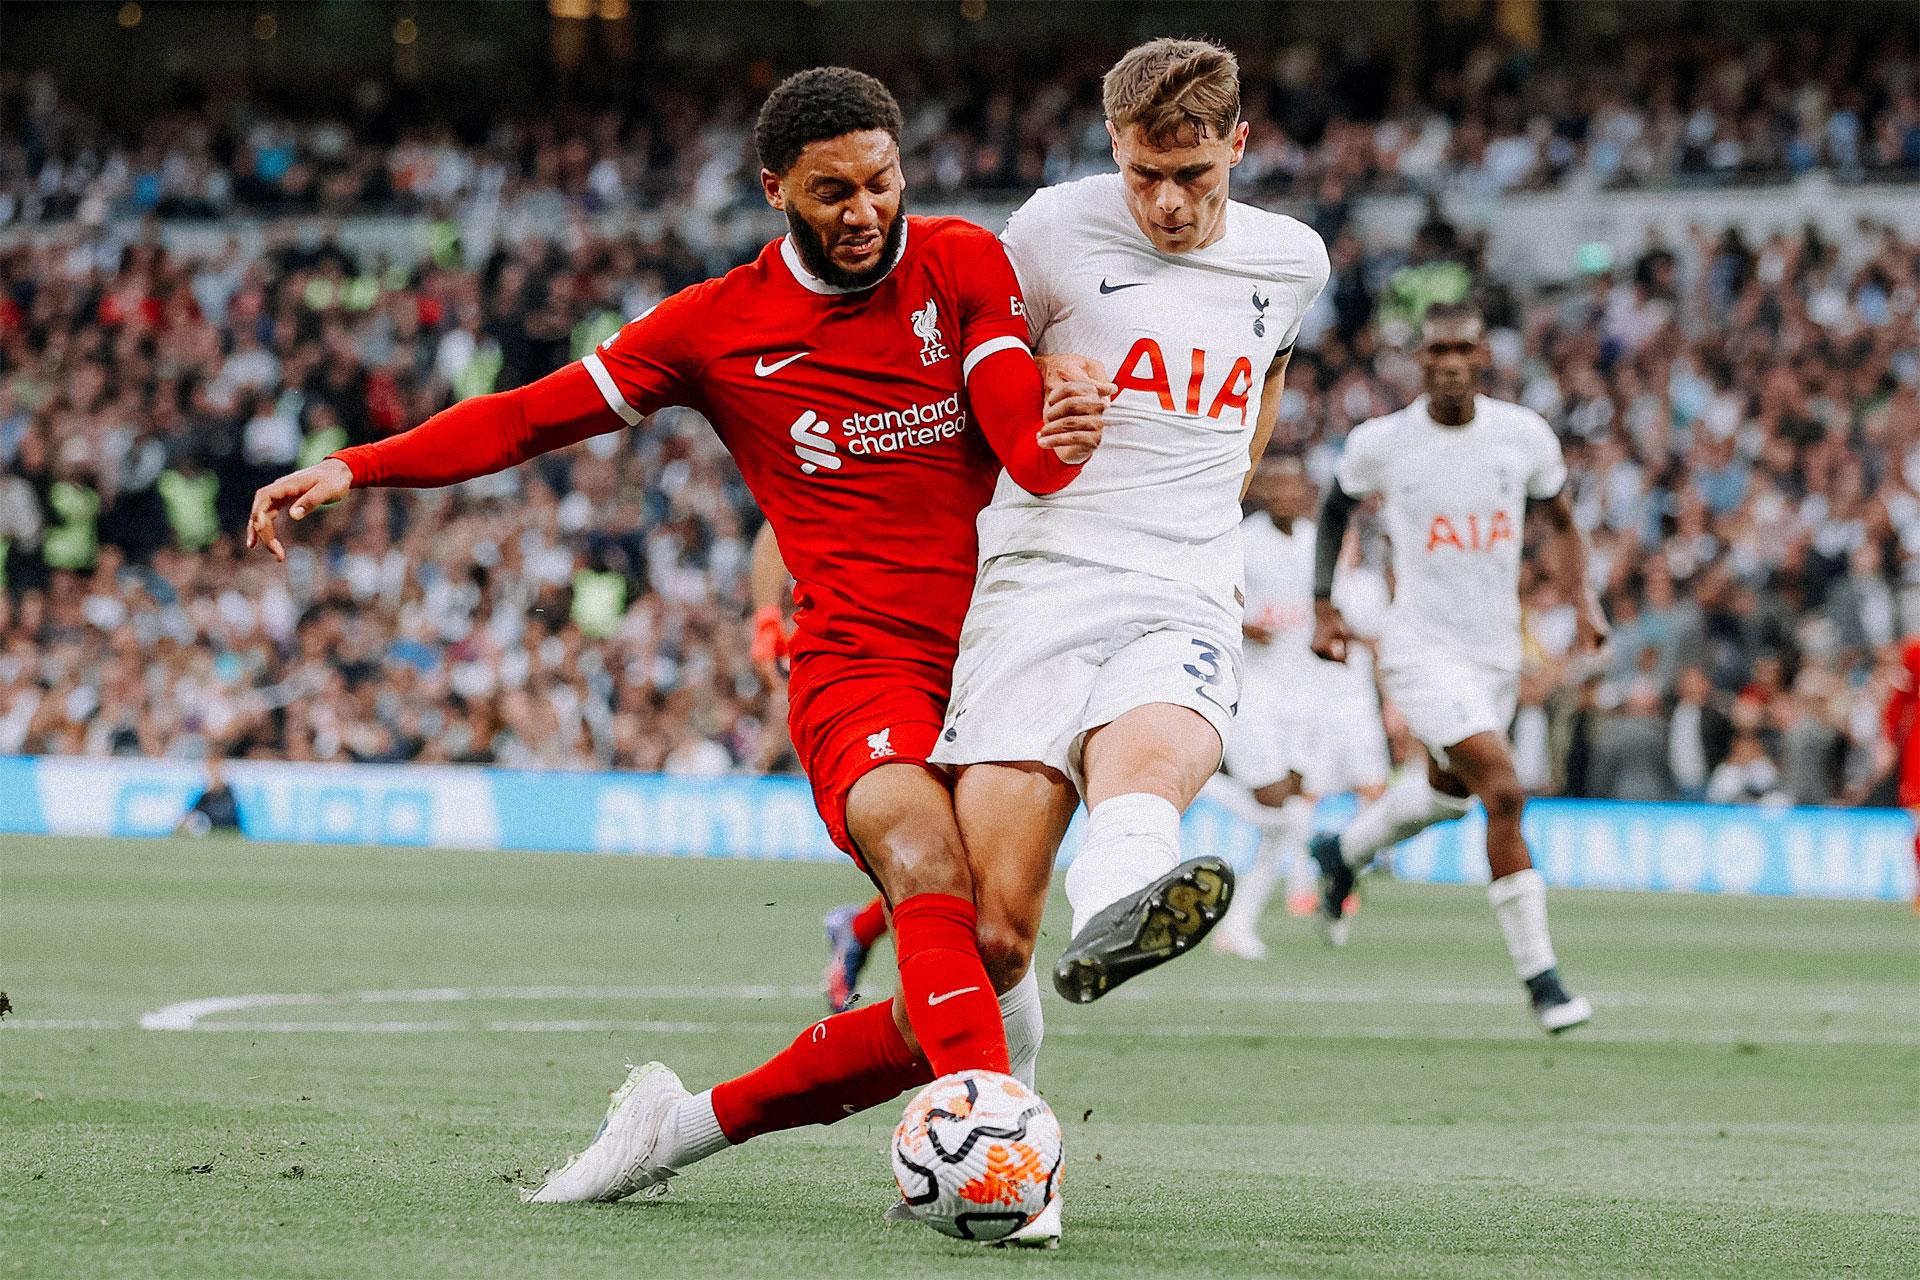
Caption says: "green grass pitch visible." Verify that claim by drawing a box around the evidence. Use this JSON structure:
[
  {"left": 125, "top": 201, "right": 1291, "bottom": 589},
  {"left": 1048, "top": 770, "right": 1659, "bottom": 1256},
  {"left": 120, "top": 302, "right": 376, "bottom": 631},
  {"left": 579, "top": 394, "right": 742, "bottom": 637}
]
[{"left": 3, "top": 833, "right": 1916, "bottom": 1278}]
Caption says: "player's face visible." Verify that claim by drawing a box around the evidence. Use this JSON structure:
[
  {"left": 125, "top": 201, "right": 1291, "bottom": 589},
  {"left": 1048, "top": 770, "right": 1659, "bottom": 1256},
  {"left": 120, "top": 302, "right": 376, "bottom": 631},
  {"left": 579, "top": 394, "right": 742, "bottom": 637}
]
[
  {"left": 1109, "top": 119, "right": 1248, "bottom": 254},
  {"left": 1416, "top": 319, "right": 1489, "bottom": 403},
  {"left": 763, "top": 130, "right": 906, "bottom": 290}
]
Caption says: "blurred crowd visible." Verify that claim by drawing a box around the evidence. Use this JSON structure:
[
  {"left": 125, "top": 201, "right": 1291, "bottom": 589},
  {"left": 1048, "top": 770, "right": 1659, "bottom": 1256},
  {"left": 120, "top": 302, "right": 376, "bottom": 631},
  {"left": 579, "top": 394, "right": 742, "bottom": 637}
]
[
  {"left": 5, "top": 27, "right": 1919, "bottom": 228},
  {"left": 6, "top": 61, "right": 1920, "bottom": 808}
]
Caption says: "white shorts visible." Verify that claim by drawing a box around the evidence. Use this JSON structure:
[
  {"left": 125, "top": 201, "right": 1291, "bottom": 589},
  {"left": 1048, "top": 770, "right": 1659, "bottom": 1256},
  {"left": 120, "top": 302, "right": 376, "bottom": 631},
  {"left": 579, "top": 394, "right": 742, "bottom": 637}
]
[
  {"left": 929, "top": 553, "right": 1242, "bottom": 795},
  {"left": 1226, "top": 674, "right": 1390, "bottom": 796},
  {"left": 1378, "top": 655, "right": 1519, "bottom": 769}
]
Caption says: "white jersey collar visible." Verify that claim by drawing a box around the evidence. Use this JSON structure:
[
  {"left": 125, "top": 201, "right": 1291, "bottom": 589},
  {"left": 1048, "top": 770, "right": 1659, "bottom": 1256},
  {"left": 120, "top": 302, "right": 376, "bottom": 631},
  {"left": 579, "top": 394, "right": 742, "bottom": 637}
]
[{"left": 779, "top": 219, "right": 909, "bottom": 295}]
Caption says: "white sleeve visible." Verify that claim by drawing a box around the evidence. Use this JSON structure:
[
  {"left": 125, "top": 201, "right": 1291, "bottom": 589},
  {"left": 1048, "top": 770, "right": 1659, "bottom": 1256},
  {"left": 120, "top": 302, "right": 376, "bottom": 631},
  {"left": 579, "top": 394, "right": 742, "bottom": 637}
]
[
  {"left": 998, "top": 191, "right": 1057, "bottom": 344},
  {"left": 1336, "top": 421, "right": 1387, "bottom": 498},
  {"left": 1276, "top": 227, "right": 1332, "bottom": 354},
  {"left": 1524, "top": 415, "right": 1570, "bottom": 500}
]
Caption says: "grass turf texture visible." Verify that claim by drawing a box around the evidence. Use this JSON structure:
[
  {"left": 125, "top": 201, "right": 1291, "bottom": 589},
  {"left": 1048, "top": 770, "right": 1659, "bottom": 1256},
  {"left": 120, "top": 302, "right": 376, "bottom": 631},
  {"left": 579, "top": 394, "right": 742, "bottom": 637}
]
[{"left": 2, "top": 835, "right": 1916, "bottom": 1279}]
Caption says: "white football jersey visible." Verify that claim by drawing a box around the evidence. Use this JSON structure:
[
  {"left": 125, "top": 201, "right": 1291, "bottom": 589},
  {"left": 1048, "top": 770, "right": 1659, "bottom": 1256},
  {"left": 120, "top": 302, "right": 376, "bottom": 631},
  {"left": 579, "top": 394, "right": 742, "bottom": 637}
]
[
  {"left": 1336, "top": 395, "right": 1568, "bottom": 673},
  {"left": 1241, "top": 512, "right": 1378, "bottom": 708},
  {"left": 979, "top": 174, "right": 1330, "bottom": 597}
]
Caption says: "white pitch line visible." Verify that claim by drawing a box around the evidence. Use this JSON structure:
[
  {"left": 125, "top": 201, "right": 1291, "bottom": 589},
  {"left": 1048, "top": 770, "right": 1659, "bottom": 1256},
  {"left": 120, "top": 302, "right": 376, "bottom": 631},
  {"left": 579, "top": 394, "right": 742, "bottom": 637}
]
[
  {"left": 134, "top": 981, "right": 1917, "bottom": 1032},
  {"left": 12, "top": 1015, "right": 1918, "bottom": 1048}
]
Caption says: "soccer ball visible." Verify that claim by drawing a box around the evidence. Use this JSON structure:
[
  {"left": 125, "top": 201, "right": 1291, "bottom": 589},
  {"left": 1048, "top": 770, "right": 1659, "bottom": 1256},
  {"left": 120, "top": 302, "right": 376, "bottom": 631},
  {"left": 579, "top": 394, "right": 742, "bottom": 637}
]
[{"left": 890, "top": 1070, "right": 1062, "bottom": 1242}]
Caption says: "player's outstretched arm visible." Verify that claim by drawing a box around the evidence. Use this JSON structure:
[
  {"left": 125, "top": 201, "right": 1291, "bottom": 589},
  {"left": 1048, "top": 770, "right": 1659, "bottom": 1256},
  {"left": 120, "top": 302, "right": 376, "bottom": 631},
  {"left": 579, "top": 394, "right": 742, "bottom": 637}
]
[
  {"left": 247, "top": 362, "right": 624, "bottom": 560},
  {"left": 1533, "top": 489, "right": 1608, "bottom": 652},
  {"left": 1310, "top": 481, "right": 1361, "bottom": 662}
]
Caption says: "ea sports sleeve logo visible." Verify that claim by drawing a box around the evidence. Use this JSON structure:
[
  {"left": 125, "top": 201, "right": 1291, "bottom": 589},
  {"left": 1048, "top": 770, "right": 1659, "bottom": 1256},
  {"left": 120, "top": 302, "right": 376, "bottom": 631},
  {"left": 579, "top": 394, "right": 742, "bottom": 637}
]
[
  {"left": 789, "top": 410, "right": 841, "bottom": 475},
  {"left": 911, "top": 299, "right": 949, "bottom": 366}
]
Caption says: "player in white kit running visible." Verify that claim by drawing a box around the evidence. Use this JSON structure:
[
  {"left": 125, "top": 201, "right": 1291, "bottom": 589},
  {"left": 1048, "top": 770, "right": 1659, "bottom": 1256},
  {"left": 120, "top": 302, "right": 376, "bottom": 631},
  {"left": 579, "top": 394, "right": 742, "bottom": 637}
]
[
  {"left": 928, "top": 38, "right": 1330, "bottom": 1007},
  {"left": 1210, "top": 454, "right": 1390, "bottom": 960},
  {"left": 1308, "top": 303, "right": 1605, "bottom": 1033}
]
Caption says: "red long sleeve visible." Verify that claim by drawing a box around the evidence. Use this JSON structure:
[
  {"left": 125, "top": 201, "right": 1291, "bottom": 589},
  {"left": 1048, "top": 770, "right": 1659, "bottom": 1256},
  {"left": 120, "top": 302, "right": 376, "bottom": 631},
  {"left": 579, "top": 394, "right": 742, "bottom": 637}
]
[
  {"left": 330, "top": 363, "right": 623, "bottom": 488},
  {"left": 965, "top": 346, "right": 1080, "bottom": 496}
]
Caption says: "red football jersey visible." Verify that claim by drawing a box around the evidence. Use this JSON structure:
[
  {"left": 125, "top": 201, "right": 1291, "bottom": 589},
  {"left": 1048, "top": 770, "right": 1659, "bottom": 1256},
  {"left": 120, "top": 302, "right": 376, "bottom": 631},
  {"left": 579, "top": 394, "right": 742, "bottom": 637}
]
[{"left": 585, "top": 216, "right": 1034, "bottom": 687}]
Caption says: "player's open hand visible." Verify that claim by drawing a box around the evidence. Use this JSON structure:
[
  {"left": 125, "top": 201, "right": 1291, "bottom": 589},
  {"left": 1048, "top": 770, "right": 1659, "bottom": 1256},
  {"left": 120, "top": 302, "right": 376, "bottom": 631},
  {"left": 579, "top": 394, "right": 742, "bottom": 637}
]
[
  {"left": 245, "top": 458, "right": 353, "bottom": 562},
  {"left": 1311, "top": 599, "right": 1351, "bottom": 663}
]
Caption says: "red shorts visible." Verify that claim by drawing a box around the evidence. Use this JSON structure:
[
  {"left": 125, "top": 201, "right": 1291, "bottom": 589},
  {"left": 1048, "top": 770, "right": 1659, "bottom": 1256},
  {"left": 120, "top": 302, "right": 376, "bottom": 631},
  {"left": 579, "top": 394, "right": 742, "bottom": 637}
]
[{"left": 788, "top": 657, "right": 950, "bottom": 865}]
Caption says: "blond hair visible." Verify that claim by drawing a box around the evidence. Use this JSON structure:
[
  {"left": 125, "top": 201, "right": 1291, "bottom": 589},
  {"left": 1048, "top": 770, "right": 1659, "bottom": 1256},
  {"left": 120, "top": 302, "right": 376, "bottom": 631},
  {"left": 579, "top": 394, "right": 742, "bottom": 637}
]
[{"left": 1102, "top": 38, "right": 1241, "bottom": 145}]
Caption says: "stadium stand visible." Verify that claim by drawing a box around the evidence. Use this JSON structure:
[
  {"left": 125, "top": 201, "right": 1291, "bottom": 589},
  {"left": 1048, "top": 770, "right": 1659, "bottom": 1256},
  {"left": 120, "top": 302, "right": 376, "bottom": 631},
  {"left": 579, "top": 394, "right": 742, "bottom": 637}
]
[{"left": 2, "top": 29, "right": 1919, "bottom": 807}]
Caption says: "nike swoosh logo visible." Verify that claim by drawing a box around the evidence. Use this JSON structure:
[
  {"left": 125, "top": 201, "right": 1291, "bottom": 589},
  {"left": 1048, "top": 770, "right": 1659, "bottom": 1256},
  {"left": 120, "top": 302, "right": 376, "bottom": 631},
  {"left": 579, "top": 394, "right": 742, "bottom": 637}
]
[
  {"left": 754, "top": 351, "right": 810, "bottom": 377},
  {"left": 1098, "top": 279, "right": 1147, "bottom": 294},
  {"left": 926, "top": 986, "right": 981, "bottom": 1007}
]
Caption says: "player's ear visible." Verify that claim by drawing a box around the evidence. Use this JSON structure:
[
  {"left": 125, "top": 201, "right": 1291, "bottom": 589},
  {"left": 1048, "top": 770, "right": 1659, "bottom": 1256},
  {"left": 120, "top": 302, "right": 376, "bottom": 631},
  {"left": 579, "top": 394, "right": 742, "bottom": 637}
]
[
  {"left": 1105, "top": 120, "right": 1120, "bottom": 164},
  {"left": 760, "top": 168, "right": 785, "bottom": 212},
  {"left": 1229, "top": 120, "right": 1249, "bottom": 167}
]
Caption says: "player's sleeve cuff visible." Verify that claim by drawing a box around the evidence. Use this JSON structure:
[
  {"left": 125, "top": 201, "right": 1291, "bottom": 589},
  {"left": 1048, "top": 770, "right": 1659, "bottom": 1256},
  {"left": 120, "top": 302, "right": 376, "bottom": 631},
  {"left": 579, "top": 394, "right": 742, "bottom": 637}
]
[
  {"left": 962, "top": 335, "right": 1029, "bottom": 381},
  {"left": 582, "top": 352, "right": 642, "bottom": 427}
]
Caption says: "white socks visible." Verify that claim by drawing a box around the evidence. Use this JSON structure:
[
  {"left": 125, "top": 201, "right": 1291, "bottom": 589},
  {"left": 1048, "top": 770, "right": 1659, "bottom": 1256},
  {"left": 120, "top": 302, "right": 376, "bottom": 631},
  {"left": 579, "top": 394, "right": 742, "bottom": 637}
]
[
  {"left": 654, "top": 1088, "right": 732, "bottom": 1172},
  {"left": 1338, "top": 772, "right": 1469, "bottom": 871},
  {"left": 1224, "top": 794, "right": 1314, "bottom": 938},
  {"left": 998, "top": 969, "right": 1044, "bottom": 1089},
  {"left": 1064, "top": 792, "right": 1182, "bottom": 936},
  {"left": 1488, "top": 868, "right": 1558, "bottom": 980}
]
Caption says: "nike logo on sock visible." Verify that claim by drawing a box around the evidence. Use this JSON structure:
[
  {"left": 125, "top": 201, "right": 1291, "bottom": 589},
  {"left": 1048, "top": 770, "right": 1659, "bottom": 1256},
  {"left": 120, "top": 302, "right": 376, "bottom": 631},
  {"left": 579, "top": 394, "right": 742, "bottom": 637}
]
[
  {"left": 754, "top": 351, "right": 810, "bottom": 377},
  {"left": 926, "top": 986, "right": 981, "bottom": 1006}
]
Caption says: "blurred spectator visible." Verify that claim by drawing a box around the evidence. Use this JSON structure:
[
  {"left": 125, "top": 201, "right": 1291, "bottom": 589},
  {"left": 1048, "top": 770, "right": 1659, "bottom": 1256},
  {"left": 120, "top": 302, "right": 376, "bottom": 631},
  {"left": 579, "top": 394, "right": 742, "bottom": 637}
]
[
  {"left": 1668, "top": 667, "right": 1735, "bottom": 801},
  {"left": 1588, "top": 678, "right": 1673, "bottom": 801}
]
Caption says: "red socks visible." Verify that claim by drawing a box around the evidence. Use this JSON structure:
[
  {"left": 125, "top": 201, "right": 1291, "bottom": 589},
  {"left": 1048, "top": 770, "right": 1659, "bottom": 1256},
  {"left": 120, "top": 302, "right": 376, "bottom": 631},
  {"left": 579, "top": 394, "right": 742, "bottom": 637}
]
[
  {"left": 851, "top": 895, "right": 888, "bottom": 948},
  {"left": 704, "top": 894, "right": 1008, "bottom": 1144},
  {"left": 710, "top": 999, "right": 931, "bottom": 1142},
  {"left": 890, "top": 892, "right": 1010, "bottom": 1075}
]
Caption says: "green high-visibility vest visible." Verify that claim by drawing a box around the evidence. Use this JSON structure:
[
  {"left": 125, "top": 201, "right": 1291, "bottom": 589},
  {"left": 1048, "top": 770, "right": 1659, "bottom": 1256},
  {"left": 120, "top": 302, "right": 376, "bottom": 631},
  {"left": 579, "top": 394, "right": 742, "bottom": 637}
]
[
  {"left": 571, "top": 570, "right": 626, "bottom": 639},
  {"left": 454, "top": 344, "right": 503, "bottom": 402},
  {"left": 43, "top": 481, "right": 100, "bottom": 570},
  {"left": 158, "top": 469, "right": 220, "bottom": 550}
]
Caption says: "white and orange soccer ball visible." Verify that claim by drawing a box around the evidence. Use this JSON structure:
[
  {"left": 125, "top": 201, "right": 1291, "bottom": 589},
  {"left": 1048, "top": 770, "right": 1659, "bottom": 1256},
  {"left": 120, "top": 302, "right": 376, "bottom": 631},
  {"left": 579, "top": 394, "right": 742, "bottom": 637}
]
[{"left": 890, "top": 1070, "right": 1063, "bottom": 1242}]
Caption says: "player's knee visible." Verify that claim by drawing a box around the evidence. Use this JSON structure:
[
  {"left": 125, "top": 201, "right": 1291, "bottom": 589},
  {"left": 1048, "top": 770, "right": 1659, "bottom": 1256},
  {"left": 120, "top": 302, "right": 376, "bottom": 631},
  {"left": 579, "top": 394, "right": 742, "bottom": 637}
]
[
  {"left": 873, "top": 835, "right": 973, "bottom": 902},
  {"left": 975, "top": 916, "right": 1035, "bottom": 992},
  {"left": 1479, "top": 777, "right": 1526, "bottom": 822}
]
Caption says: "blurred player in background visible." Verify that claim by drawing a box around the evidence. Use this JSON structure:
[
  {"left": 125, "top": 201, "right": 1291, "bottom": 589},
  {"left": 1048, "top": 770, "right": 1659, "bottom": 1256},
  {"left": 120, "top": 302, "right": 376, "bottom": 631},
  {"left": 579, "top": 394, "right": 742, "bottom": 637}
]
[
  {"left": 1309, "top": 302, "right": 1605, "bottom": 1033},
  {"left": 247, "top": 67, "right": 1103, "bottom": 1213},
  {"left": 1879, "top": 636, "right": 1920, "bottom": 912},
  {"left": 1209, "top": 455, "right": 1389, "bottom": 960},
  {"left": 930, "top": 38, "right": 1330, "bottom": 1006}
]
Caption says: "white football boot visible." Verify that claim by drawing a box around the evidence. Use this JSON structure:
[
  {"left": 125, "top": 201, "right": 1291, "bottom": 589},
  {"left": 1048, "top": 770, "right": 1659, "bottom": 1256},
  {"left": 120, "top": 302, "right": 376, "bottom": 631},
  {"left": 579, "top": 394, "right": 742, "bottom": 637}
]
[
  {"left": 1525, "top": 969, "right": 1593, "bottom": 1035},
  {"left": 523, "top": 1061, "right": 689, "bottom": 1203},
  {"left": 886, "top": 1195, "right": 1063, "bottom": 1248},
  {"left": 994, "top": 1194, "right": 1062, "bottom": 1249}
]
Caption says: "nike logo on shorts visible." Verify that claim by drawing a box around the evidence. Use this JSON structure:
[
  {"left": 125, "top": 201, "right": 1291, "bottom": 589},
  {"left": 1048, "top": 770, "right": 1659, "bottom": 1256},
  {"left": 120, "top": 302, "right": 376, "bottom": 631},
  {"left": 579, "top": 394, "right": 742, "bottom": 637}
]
[
  {"left": 1098, "top": 279, "right": 1147, "bottom": 294},
  {"left": 754, "top": 351, "right": 810, "bottom": 377},
  {"left": 926, "top": 986, "right": 981, "bottom": 1006}
]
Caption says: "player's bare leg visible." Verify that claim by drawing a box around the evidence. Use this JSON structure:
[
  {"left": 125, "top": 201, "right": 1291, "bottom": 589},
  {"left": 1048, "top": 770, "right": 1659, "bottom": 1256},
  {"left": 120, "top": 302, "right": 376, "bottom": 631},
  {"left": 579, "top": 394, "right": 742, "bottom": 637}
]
[
  {"left": 1054, "top": 703, "right": 1234, "bottom": 1003},
  {"left": 1213, "top": 772, "right": 1314, "bottom": 960},
  {"left": 952, "top": 760, "right": 1079, "bottom": 1087},
  {"left": 1438, "top": 735, "right": 1590, "bottom": 1032}
]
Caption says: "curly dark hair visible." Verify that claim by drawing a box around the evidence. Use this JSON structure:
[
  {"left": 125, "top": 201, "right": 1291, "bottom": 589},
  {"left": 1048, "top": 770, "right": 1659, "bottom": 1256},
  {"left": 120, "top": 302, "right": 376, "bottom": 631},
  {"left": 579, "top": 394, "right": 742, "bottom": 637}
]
[{"left": 755, "top": 67, "right": 903, "bottom": 175}]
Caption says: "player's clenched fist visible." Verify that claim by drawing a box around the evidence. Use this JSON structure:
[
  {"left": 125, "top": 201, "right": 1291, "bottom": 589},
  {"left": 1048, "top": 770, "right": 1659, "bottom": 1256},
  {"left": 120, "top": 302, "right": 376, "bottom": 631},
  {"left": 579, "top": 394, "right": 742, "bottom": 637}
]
[
  {"left": 245, "top": 457, "right": 353, "bottom": 562},
  {"left": 1311, "top": 597, "right": 1352, "bottom": 663},
  {"left": 1036, "top": 352, "right": 1115, "bottom": 466}
]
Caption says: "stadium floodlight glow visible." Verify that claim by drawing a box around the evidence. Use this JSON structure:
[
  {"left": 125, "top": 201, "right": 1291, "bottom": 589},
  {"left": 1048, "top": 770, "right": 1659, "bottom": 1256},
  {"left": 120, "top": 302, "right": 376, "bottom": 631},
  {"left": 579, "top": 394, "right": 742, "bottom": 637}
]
[
  {"left": 117, "top": 2, "right": 141, "bottom": 28},
  {"left": 392, "top": 16, "right": 418, "bottom": 46},
  {"left": 253, "top": 13, "right": 277, "bottom": 41}
]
